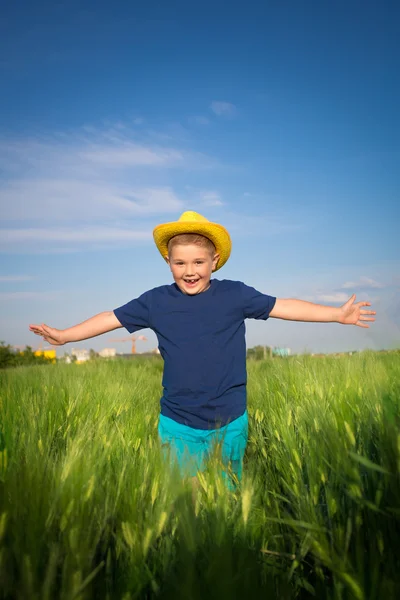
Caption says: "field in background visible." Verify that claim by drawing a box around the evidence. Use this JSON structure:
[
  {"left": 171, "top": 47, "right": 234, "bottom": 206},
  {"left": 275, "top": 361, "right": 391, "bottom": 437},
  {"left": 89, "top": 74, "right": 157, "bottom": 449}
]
[{"left": 0, "top": 352, "right": 399, "bottom": 599}]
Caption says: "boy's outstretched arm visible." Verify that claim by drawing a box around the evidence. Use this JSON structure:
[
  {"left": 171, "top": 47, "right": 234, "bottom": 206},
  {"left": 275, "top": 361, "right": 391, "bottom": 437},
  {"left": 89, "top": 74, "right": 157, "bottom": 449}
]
[
  {"left": 269, "top": 294, "right": 376, "bottom": 328},
  {"left": 29, "top": 311, "right": 123, "bottom": 346}
]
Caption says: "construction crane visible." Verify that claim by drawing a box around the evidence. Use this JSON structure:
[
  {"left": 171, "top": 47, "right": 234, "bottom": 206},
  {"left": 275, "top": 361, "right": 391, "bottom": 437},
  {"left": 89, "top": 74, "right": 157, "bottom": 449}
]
[{"left": 108, "top": 335, "right": 147, "bottom": 354}]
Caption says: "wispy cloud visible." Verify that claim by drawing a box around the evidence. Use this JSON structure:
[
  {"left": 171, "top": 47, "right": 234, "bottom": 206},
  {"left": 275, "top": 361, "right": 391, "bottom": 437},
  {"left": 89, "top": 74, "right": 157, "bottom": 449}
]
[
  {"left": 182, "top": 186, "right": 226, "bottom": 210},
  {"left": 0, "top": 128, "right": 208, "bottom": 175},
  {"left": 303, "top": 288, "right": 382, "bottom": 305},
  {"left": 301, "top": 276, "right": 387, "bottom": 305},
  {"left": 0, "top": 226, "right": 152, "bottom": 254},
  {"left": 0, "top": 275, "right": 35, "bottom": 282},
  {"left": 221, "top": 211, "right": 304, "bottom": 236},
  {"left": 200, "top": 191, "right": 224, "bottom": 207},
  {"left": 188, "top": 116, "right": 210, "bottom": 125},
  {"left": 0, "top": 291, "right": 63, "bottom": 301},
  {"left": 210, "top": 101, "right": 237, "bottom": 118},
  {"left": 0, "top": 121, "right": 219, "bottom": 253},
  {"left": 1, "top": 227, "right": 151, "bottom": 243},
  {"left": 315, "top": 293, "right": 350, "bottom": 304},
  {"left": 80, "top": 144, "right": 185, "bottom": 167},
  {"left": 340, "top": 276, "right": 384, "bottom": 290},
  {"left": 0, "top": 180, "right": 185, "bottom": 222}
]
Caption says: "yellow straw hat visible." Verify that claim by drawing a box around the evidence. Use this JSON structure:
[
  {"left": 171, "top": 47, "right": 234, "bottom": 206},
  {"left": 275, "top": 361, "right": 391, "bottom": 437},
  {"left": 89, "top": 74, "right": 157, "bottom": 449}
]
[{"left": 153, "top": 211, "right": 231, "bottom": 271}]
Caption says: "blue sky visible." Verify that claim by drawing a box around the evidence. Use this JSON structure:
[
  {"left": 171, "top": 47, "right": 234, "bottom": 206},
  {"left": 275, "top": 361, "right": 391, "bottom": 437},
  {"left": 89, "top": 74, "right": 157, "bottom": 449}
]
[{"left": 1, "top": 0, "right": 399, "bottom": 355}]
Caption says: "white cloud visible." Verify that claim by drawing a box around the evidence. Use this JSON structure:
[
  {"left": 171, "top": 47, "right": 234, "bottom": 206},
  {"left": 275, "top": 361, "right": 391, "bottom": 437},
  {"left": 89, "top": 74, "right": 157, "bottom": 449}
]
[
  {"left": 210, "top": 101, "right": 237, "bottom": 117},
  {"left": 183, "top": 187, "right": 225, "bottom": 209},
  {"left": 0, "top": 275, "right": 35, "bottom": 282},
  {"left": 0, "top": 291, "right": 62, "bottom": 301},
  {"left": 188, "top": 116, "right": 210, "bottom": 125},
  {"left": 1, "top": 227, "right": 151, "bottom": 243},
  {"left": 340, "top": 276, "right": 384, "bottom": 290},
  {"left": 222, "top": 211, "right": 303, "bottom": 236},
  {"left": 122, "top": 188, "right": 184, "bottom": 214},
  {"left": 80, "top": 144, "right": 184, "bottom": 167},
  {"left": 0, "top": 120, "right": 217, "bottom": 179},
  {"left": 0, "top": 137, "right": 187, "bottom": 175},
  {"left": 0, "top": 121, "right": 221, "bottom": 254},
  {"left": 200, "top": 191, "right": 224, "bottom": 207},
  {"left": 315, "top": 293, "right": 350, "bottom": 304},
  {"left": 0, "top": 181, "right": 184, "bottom": 221},
  {"left": 0, "top": 226, "right": 152, "bottom": 254},
  {"left": 304, "top": 291, "right": 380, "bottom": 304}
]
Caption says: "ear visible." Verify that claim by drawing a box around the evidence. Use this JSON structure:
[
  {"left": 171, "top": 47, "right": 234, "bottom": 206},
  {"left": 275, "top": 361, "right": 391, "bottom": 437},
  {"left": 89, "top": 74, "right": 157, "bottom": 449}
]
[
  {"left": 165, "top": 255, "right": 170, "bottom": 266},
  {"left": 212, "top": 253, "right": 220, "bottom": 271}
]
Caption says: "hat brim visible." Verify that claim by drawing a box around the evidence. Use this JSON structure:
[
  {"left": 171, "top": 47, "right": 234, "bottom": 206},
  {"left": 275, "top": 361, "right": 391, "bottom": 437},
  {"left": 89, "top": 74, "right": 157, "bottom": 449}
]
[{"left": 153, "top": 221, "right": 231, "bottom": 271}]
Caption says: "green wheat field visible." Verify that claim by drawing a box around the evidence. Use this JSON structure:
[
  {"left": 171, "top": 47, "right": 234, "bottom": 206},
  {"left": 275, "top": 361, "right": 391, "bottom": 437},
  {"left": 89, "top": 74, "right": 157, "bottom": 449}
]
[{"left": 0, "top": 351, "right": 399, "bottom": 599}]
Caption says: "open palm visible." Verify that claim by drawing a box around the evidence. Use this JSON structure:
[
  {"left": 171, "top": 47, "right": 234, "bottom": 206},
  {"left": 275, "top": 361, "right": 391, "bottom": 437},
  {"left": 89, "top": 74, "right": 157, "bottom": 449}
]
[
  {"left": 339, "top": 295, "right": 376, "bottom": 328},
  {"left": 29, "top": 323, "right": 66, "bottom": 346}
]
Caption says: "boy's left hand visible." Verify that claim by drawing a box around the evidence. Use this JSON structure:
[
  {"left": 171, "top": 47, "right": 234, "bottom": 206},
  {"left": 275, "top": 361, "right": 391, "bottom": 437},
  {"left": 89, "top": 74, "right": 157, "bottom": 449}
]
[{"left": 338, "top": 294, "right": 376, "bottom": 328}]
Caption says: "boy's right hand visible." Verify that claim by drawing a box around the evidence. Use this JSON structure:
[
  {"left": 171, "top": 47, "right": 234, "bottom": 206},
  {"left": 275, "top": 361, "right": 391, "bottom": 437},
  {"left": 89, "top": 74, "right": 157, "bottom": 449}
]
[{"left": 29, "top": 324, "right": 66, "bottom": 346}]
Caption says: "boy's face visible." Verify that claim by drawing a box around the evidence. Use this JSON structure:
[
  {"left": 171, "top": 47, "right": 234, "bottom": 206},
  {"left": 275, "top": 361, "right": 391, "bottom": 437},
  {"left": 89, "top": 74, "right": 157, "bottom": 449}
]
[{"left": 166, "top": 244, "right": 219, "bottom": 295}]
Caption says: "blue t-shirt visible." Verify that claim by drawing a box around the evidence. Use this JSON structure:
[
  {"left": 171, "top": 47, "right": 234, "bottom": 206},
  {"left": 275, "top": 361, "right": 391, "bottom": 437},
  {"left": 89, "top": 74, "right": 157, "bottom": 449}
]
[{"left": 113, "top": 279, "right": 276, "bottom": 430}]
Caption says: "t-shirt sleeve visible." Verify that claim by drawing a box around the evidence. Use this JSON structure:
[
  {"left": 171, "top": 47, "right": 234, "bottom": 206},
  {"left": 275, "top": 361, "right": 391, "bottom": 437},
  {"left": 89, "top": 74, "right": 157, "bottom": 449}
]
[
  {"left": 240, "top": 282, "right": 276, "bottom": 320},
  {"left": 113, "top": 291, "right": 152, "bottom": 333}
]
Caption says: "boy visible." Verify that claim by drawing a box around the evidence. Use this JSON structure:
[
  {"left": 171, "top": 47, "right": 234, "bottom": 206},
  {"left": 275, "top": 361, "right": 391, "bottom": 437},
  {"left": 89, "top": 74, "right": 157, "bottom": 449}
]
[{"left": 29, "top": 211, "right": 376, "bottom": 487}]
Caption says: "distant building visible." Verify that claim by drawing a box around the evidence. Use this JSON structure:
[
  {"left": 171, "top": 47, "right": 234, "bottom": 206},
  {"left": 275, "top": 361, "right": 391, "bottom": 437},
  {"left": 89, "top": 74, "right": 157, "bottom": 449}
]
[
  {"left": 34, "top": 349, "right": 57, "bottom": 363},
  {"left": 272, "top": 347, "right": 291, "bottom": 357},
  {"left": 71, "top": 348, "right": 90, "bottom": 363},
  {"left": 99, "top": 348, "right": 117, "bottom": 358}
]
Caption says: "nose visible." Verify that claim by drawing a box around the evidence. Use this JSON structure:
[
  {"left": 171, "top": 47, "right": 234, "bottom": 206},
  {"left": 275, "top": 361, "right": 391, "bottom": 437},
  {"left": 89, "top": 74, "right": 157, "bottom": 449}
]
[{"left": 184, "top": 263, "right": 195, "bottom": 276}]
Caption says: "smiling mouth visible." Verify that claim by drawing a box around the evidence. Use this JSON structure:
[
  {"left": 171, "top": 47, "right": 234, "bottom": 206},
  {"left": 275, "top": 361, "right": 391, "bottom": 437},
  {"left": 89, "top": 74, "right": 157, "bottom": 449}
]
[{"left": 184, "top": 279, "right": 200, "bottom": 285}]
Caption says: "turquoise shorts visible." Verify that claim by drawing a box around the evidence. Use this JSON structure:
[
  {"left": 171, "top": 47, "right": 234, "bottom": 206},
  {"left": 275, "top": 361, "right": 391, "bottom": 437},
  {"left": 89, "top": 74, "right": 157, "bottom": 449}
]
[{"left": 158, "top": 410, "right": 248, "bottom": 485}]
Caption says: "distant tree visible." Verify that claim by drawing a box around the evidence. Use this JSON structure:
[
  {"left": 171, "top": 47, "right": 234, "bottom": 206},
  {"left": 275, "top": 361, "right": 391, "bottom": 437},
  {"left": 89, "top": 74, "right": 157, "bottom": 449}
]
[
  {"left": 0, "top": 342, "right": 50, "bottom": 369},
  {"left": 0, "top": 342, "right": 17, "bottom": 369},
  {"left": 246, "top": 345, "right": 271, "bottom": 360},
  {"left": 89, "top": 349, "right": 98, "bottom": 360}
]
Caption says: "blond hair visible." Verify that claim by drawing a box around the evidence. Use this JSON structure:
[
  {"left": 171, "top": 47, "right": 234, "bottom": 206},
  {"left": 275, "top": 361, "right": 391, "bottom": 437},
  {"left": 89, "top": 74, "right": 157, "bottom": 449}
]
[{"left": 167, "top": 233, "right": 216, "bottom": 256}]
